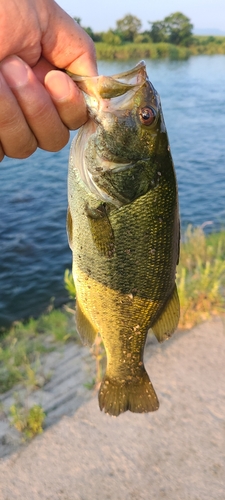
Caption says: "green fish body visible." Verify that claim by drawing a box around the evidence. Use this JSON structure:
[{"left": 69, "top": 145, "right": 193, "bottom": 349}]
[{"left": 67, "top": 61, "right": 180, "bottom": 416}]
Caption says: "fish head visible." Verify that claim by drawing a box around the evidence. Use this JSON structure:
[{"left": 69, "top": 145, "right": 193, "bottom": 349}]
[{"left": 69, "top": 61, "right": 171, "bottom": 206}]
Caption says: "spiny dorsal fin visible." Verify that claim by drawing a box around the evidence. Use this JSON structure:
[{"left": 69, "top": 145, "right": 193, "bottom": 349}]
[{"left": 151, "top": 284, "right": 180, "bottom": 343}]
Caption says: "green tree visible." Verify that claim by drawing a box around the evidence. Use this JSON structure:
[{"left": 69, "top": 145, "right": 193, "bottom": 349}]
[
  {"left": 73, "top": 17, "right": 81, "bottom": 25},
  {"left": 164, "top": 12, "right": 193, "bottom": 46},
  {"left": 149, "top": 12, "right": 193, "bottom": 46},
  {"left": 134, "top": 33, "right": 152, "bottom": 43},
  {"left": 148, "top": 20, "right": 167, "bottom": 43},
  {"left": 116, "top": 14, "right": 142, "bottom": 42},
  {"left": 102, "top": 30, "right": 122, "bottom": 45}
]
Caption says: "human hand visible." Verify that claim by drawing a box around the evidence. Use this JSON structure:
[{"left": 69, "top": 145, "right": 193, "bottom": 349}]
[{"left": 0, "top": 0, "right": 97, "bottom": 161}]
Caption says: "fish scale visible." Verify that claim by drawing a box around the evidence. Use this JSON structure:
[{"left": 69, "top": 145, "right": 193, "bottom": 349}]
[{"left": 67, "top": 61, "right": 180, "bottom": 416}]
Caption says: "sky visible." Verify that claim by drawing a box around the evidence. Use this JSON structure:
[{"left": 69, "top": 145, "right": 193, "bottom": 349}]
[{"left": 57, "top": 0, "right": 225, "bottom": 34}]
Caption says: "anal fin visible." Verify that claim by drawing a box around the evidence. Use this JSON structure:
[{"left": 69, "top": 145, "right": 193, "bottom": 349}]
[
  {"left": 151, "top": 284, "right": 180, "bottom": 343},
  {"left": 76, "top": 299, "right": 98, "bottom": 346}
]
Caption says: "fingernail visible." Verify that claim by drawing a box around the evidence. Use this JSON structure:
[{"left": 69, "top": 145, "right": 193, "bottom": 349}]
[
  {"left": 45, "top": 71, "right": 72, "bottom": 101},
  {"left": 0, "top": 56, "right": 29, "bottom": 88}
]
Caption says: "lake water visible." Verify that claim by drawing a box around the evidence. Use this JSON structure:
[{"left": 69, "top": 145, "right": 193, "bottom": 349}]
[{"left": 0, "top": 55, "right": 225, "bottom": 326}]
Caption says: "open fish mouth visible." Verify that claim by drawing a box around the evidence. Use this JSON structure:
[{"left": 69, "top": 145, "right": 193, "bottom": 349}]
[
  {"left": 66, "top": 61, "right": 149, "bottom": 120},
  {"left": 66, "top": 60, "right": 147, "bottom": 100}
]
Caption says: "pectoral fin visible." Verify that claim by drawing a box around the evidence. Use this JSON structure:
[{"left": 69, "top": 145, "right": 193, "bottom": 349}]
[
  {"left": 151, "top": 285, "right": 180, "bottom": 343},
  {"left": 86, "top": 203, "right": 115, "bottom": 258}
]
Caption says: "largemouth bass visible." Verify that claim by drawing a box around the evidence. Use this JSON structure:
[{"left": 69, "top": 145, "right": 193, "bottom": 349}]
[{"left": 67, "top": 61, "right": 180, "bottom": 416}]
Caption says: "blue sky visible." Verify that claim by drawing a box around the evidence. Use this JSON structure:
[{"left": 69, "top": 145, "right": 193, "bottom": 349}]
[{"left": 57, "top": 0, "right": 225, "bottom": 33}]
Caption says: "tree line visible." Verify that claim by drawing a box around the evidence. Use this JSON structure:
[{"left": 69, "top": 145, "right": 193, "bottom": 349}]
[{"left": 74, "top": 12, "right": 194, "bottom": 47}]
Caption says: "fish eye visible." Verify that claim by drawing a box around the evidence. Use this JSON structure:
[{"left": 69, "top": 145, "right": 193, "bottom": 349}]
[{"left": 139, "top": 106, "right": 156, "bottom": 126}]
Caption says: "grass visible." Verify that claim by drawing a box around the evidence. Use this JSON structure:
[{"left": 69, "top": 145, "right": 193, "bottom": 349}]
[
  {"left": 64, "top": 268, "right": 76, "bottom": 300},
  {"left": 190, "top": 35, "right": 225, "bottom": 56},
  {"left": 95, "top": 42, "right": 191, "bottom": 61},
  {"left": 177, "top": 226, "right": 225, "bottom": 328},
  {"left": 0, "top": 309, "right": 77, "bottom": 393},
  {"left": 95, "top": 37, "right": 225, "bottom": 61},
  {"left": 9, "top": 402, "right": 45, "bottom": 439},
  {"left": 0, "top": 308, "right": 78, "bottom": 439}
]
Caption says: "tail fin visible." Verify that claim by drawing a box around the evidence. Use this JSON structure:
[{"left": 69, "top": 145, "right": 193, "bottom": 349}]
[{"left": 98, "top": 370, "right": 159, "bottom": 417}]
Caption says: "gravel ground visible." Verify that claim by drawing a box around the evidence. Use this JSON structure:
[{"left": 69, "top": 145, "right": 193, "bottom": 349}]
[{"left": 0, "top": 318, "right": 224, "bottom": 500}]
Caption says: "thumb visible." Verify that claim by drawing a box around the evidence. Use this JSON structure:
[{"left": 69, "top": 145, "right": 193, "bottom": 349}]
[{"left": 42, "top": 1, "right": 97, "bottom": 76}]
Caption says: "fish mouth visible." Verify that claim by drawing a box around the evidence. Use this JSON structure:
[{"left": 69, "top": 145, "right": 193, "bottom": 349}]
[{"left": 66, "top": 61, "right": 147, "bottom": 100}]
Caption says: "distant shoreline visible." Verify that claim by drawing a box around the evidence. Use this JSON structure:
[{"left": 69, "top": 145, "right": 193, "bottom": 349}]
[{"left": 95, "top": 37, "right": 225, "bottom": 60}]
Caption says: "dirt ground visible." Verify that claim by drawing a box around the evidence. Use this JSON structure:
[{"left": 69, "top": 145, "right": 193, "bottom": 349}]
[{"left": 0, "top": 318, "right": 224, "bottom": 500}]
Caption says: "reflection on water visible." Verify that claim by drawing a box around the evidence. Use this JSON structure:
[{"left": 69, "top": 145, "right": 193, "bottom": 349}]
[{"left": 0, "top": 56, "right": 225, "bottom": 325}]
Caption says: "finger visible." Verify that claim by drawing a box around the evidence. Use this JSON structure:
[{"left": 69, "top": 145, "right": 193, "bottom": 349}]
[
  {"left": 43, "top": 2, "right": 98, "bottom": 76},
  {"left": 33, "top": 58, "right": 88, "bottom": 130},
  {"left": 0, "top": 55, "right": 70, "bottom": 152},
  {"left": 44, "top": 70, "right": 87, "bottom": 130},
  {"left": 0, "top": 0, "right": 42, "bottom": 66},
  {"left": 0, "top": 1, "right": 98, "bottom": 75},
  {"left": 0, "top": 71, "right": 37, "bottom": 159},
  {"left": 32, "top": 57, "right": 56, "bottom": 84}
]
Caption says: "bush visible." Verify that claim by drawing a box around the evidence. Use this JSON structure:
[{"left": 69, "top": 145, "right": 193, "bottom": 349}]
[{"left": 177, "top": 226, "right": 225, "bottom": 328}]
